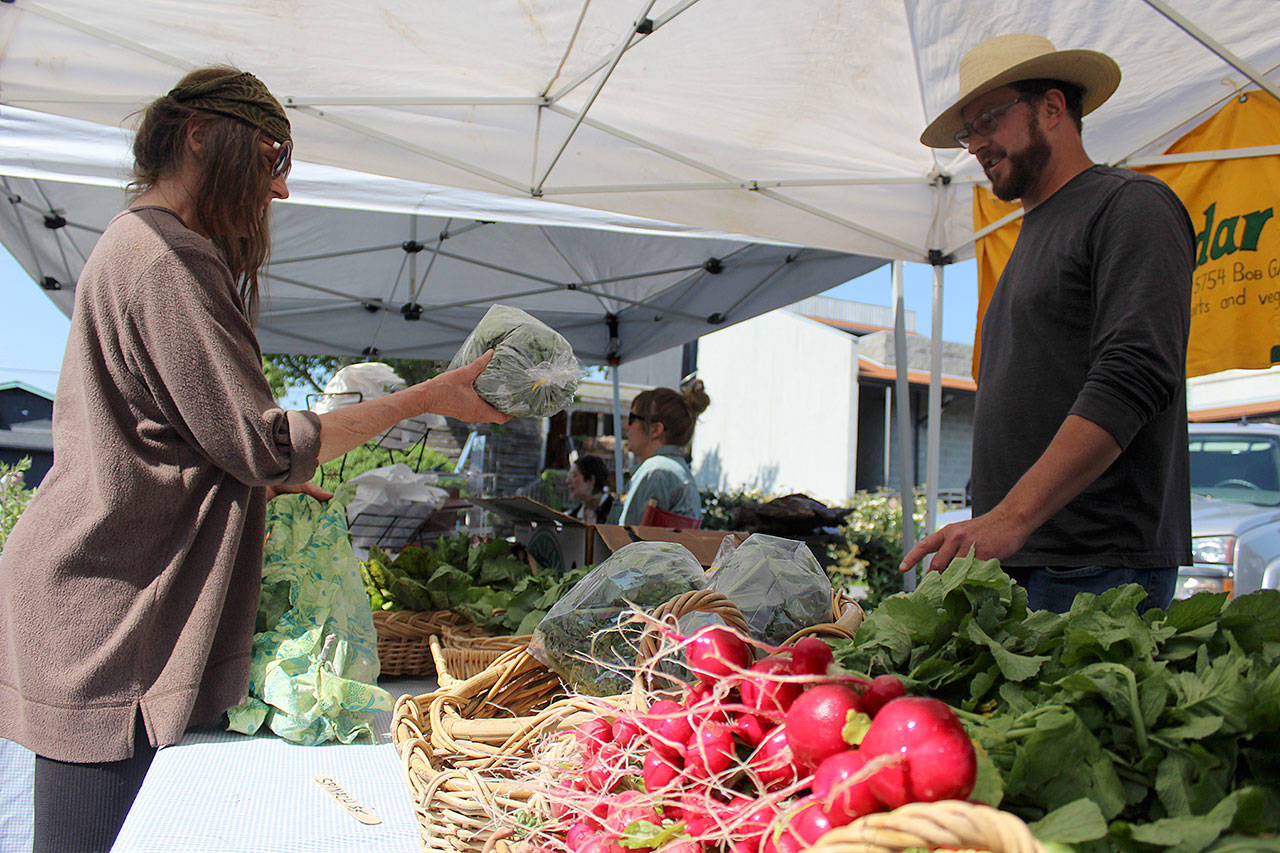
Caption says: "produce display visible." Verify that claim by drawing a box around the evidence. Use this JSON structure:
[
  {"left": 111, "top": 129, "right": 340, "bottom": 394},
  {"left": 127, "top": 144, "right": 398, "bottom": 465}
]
[
  {"left": 448, "top": 304, "right": 581, "bottom": 418},
  {"left": 517, "top": 624, "right": 983, "bottom": 853},
  {"left": 359, "top": 534, "right": 589, "bottom": 635},
  {"left": 833, "top": 554, "right": 1280, "bottom": 852}
]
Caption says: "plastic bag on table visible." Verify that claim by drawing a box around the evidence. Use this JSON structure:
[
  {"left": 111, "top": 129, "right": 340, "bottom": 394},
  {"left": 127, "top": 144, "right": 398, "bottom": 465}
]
[
  {"left": 227, "top": 486, "right": 392, "bottom": 745},
  {"left": 344, "top": 463, "right": 450, "bottom": 554},
  {"left": 529, "top": 541, "right": 711, "bottom": 696},
  {"left": 448, "top": 304, "right": 581, "bottom": 418},
  {"left": 310, "top": 362, "right": 445, "bottom": 449},
  {"left": 707, "top": 533, "right": 833, "bottom": 646}
]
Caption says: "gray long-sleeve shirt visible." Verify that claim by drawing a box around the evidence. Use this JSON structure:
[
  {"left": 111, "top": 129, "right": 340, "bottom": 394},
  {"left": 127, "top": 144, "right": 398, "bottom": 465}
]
[
  {"left": 0, "top": 207, "right": 320, "bottom": 762},
  {"left": 972, "top": 166, "right": 1193, "bottom": 568}
]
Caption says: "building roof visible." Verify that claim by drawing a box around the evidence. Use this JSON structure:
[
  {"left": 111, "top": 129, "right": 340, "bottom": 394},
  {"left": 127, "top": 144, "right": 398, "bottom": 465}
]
[
  {"left": 0, "top": 381, "right": 55, "bottom": 401},
  {"left": 857, "top": 358, "right": 977, "bottom": 392},
  {"left": 1189, "top": 399, "right": 1280, "bottom": 423}
]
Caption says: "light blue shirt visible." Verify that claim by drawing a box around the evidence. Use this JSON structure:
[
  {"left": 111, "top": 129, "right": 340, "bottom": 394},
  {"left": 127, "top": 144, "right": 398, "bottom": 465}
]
[{"left": 620, "top": 445, "right": 702, "bottom": 525}]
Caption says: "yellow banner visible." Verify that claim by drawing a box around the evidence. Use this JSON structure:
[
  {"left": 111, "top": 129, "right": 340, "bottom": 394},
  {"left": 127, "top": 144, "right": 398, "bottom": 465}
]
[{"left": 972, "top": 92, "right": 1280, "bottom": 378}]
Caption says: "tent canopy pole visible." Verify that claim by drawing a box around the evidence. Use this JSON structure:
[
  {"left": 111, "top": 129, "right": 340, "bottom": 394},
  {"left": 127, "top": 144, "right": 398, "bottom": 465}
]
[{"left": 891, "top": 260, "right": 917, "bottom": 592}]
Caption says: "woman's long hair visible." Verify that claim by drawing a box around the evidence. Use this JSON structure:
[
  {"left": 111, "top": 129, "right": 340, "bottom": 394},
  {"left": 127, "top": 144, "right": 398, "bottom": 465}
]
[{"left": 129, "top": 66, "right": 274, "bottom": 320}]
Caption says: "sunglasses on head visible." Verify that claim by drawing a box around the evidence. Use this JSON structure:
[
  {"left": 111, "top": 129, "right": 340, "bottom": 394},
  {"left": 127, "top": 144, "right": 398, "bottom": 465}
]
[{"left": 265, "top": 138, "right": 292, "bottom": 178}]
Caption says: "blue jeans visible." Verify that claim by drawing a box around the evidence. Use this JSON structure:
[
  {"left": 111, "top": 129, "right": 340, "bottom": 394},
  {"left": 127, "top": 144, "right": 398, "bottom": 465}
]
[{"left": 1006, "top": 565, "right": 1178, "bottom": 614}]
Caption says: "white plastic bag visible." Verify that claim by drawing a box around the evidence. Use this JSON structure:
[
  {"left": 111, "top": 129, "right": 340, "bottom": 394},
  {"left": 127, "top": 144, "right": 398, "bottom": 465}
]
[
  {"left": 343, "top": 463, "right": 450, "bottom": 553},
  {"left": 310, "top": 362, "right": 445, "bottom": 449}
]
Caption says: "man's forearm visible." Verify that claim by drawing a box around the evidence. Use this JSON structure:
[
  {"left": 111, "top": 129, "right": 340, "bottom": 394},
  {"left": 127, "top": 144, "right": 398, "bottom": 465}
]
[{"left": 995, "top": 413, "right": 1123, "bottom": 534}]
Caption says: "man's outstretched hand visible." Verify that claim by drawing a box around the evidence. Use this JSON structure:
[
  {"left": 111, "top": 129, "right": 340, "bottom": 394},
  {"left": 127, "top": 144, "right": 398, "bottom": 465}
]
[{"left": 899, "top": 506, "right": 1030, "bottom": 574}]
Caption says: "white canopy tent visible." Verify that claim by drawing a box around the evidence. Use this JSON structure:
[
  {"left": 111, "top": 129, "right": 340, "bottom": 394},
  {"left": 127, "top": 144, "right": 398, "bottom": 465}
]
[
  {"left": 3, "top": 0, "right": 1279, "bottom": 564},
  {"left": 0, "top": 107, "right": 882, "bottom": 484}
]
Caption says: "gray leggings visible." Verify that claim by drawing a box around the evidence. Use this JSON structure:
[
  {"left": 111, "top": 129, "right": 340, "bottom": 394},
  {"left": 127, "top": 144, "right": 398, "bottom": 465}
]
[{"left": 33, "top": 714, "right": 155, "bottom": 853}]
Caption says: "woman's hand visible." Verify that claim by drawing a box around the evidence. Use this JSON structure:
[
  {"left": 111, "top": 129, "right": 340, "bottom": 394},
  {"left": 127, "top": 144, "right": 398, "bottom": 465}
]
[
  {"left": 267, "top": 482, "right": 334, "bottom": 501},
  {"left": 421, "top": 350, "right": 512, "bottom": 424}
]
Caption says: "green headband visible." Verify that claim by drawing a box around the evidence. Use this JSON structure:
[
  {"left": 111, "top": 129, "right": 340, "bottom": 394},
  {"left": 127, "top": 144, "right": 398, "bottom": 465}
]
[{"left": 168, "top": 71, "right": 291, "bottom": 144}]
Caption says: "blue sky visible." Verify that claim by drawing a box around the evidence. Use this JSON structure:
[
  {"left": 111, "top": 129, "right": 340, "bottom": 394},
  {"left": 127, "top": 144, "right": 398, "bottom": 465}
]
[{"left": 0, "top": 243, "right": 979, "bottom": 397}]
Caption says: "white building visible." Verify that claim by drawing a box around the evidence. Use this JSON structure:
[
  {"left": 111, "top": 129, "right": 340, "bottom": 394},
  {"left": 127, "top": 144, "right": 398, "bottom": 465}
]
[{"left": 620, "top": 296, "right": 977, "bottom": 505}]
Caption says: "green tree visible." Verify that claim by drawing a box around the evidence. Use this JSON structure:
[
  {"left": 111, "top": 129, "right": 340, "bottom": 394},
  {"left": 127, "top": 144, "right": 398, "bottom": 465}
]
[
  {"left": 0, "top": 457, "right": 36, "bottom": 553},
  {"left": 261, "top": 354, "right": 449, "bottom": 403},
  {"left": 826, "top": 490, "right": 932, "bottom": 609}
]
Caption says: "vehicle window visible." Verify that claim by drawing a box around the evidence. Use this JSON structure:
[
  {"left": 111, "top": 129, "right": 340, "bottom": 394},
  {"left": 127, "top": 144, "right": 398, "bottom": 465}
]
[{"left": 1189, "top": 434, "right": 1280, "bottom": 506}]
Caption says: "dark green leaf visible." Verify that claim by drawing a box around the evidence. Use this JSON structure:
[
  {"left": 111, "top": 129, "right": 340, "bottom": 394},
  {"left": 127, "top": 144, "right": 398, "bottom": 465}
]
[{"left": 1029, "top": 797, "right": 1109, "bottom": 843}]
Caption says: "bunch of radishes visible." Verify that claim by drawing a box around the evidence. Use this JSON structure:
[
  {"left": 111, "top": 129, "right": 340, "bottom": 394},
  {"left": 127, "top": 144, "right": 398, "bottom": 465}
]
[{"left": 533, "top": 624, "right": 977, "bottom": 853}]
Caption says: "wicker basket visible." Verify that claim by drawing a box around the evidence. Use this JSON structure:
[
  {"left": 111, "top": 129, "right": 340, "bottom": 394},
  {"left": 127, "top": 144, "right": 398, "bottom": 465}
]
[
  {"left": 435, "top": 627, "right": 533, "bottom": 684},
  {"left": 394, "top": 590, "right": 750, "bottom": 853},
  {"left": 374, "top": 609, "right": 477, "bottom": 677},
  {"left": 808, "top": 799, "right": 1047, "bottom": 853}
]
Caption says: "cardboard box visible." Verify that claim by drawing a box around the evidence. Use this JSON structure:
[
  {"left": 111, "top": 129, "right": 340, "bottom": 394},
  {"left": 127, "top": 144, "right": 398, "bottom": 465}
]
[{"left": 590, "top": 524, "right": 747, "bottom": 567}]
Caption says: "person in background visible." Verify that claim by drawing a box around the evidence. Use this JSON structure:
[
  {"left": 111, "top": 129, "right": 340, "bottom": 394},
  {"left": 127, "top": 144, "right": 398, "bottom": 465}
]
[
  {"left": 566, "top": 454, "right": 614, "bottom": 524},
  {"left": 619, "top": 380, "right": 710, "bottom": 525},
  {"left": 901, "top": 34, "right": 1193, "bottom": 613},
  {"left": 0, "top": 67, "right": 509, "bottom": 853}
]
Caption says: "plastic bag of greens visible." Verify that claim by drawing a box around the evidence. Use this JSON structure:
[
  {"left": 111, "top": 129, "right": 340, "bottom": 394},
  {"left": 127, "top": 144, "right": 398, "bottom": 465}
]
[
  {"left": 708, "top": 533, "right": 832, "bottom": 646},
  {"left": 529, "top": 541, "right": 709, "bottom": 696},
  {"left": 448, "top": 304, "right": 581, "bottom": 417},
  {"left": 227, "top": 486, "right": 392, "bottom": 745}
]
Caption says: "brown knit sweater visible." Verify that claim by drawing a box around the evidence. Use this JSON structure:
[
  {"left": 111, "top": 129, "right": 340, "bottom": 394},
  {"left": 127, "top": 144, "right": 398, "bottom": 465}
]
[{"left": 0, "top": 207, "right": 320, "bottom": 762}]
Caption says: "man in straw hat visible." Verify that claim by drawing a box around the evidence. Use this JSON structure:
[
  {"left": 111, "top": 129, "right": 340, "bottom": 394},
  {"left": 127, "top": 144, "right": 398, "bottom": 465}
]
[{"left": 901, "top": 34, "right": 1194, "bottom": 613}]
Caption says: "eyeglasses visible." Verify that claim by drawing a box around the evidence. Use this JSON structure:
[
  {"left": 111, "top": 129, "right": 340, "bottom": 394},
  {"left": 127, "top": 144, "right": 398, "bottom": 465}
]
[
  {"left": 953, "top": 96, "right": 1028, "bottom": 147},
  {"left": 265, "top": 138, "right": 292, "bottom": 178},
  {"left": 627, "top": 412, "right": 650, "bottom": 425}
]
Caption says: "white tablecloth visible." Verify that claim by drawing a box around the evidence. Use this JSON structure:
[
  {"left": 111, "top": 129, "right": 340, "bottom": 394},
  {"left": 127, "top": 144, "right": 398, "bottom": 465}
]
[{"left": 110, "top": 676, "right": 436, "bottom": 853}]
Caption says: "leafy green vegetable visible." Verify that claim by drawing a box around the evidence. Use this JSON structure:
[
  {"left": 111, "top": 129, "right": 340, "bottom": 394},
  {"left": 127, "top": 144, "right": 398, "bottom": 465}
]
[
  {"left": 448, "top": 304, "right": 580, "bottom": 418},
  {"left": 357, "top": 534, "right": 590, "bottom": 634},
  {"left": 832, "top": 555, "right": 1280, "bottom": 852}
]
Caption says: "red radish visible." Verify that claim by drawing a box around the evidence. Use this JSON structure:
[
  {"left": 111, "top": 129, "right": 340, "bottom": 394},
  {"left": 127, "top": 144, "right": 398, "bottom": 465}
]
[
  {"left": 684, "top": 681, "right": 713, "bottom": 707},
  {"left": 686, "top": 625, "right": 753, "bottom": 684},
  {"left": 857, "top": 696, "right": 977, "bottom": 809},
  {"left": 684, "top": 722, "right": 736, "bottom": 779},
  {"left": 789, "top": 637, "right": 835, "bottom": 677},
  {"left": 775, "top": 796, "right": 836, "bottom": 846},
  {"left": 747, "top": 725, "right": 798, "bottom": 791},
  {"left": 811, "top": 750, "right": 880, "bottom": 824},
  {"left": 578, "top": 835, "right": 615, "bottom": 853},
  {"left": 861, "top": 675, "right": 907, "bottom": 717},
  {"left": 584, "top": 742, "right": 624, "bottom": 791},
  {"left": 784, "top": 683, "right": 865, "bottom": 770},
  {"left": 731, "top": 712, "right": 771, "bottom": 747},
  {"left": 656, "top": 842, "right": 701, "bottom": 853},
  {"left": 727, "top": 797, "right": 778, "bottom": 848},
  {"left": 739, "top": 656, "right": 803, "bottom": 716},
  {"left": 576, "top": 718, "right": 614, "bottom": 758},
  {"left": 603, "top": 790, "right": 662, "bottom": 835},
  {"left": 567, "top": 822, "right": 599, "bottom": 849},
  {"left": 643, "top": 699, "right": 693, "bottom": 760},
  {"left": 685, "top": 693, "right": 733, "bottom": 729},
  {"left": 642, "top": 748, "right": 683, "bottom": 793},
  {"left": 612, "top": 716, "right": 642, "bottom": 747}
]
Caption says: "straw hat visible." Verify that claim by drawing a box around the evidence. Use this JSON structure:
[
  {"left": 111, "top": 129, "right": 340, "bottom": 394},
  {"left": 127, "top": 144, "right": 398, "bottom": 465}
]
[{"left": 920, "top": 33, "right": 1121, "bottom": 148}]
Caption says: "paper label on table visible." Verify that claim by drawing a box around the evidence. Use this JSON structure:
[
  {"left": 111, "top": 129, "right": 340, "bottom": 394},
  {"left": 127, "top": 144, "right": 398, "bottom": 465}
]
[{"left": 313, "top": 774, "right": 382, "bottom": 825}]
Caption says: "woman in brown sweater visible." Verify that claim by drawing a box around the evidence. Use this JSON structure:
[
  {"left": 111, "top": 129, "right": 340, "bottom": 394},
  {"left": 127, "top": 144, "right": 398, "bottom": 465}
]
[{"left": 0, "top": 68, "right": 509, "bottom": 852}]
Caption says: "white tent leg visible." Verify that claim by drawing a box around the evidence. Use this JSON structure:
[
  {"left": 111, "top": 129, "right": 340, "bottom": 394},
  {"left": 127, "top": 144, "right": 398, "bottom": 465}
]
[
  {"left": 891, "top": 260, "right": 917, "bottom": 591},
  {"left": 925, "top": 264, "right": 944, "bottom": 550},
  {"left": 612, "top": 364, "right": 626, "bottom": 515}
]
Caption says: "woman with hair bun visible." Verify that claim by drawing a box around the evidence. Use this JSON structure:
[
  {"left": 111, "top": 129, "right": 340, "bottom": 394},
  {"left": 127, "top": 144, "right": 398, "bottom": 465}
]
[
  {"left": 0, "top": 67, "right": 507, "bottom": 852},
  {"left": 619, "top": 379, "right": 710, "bottom": 525}
]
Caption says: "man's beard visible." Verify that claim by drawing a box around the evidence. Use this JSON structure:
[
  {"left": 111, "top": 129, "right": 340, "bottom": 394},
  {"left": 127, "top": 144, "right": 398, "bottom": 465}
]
[{"left": 986, "top": 116, "right": 1052, "bottom": 202}]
